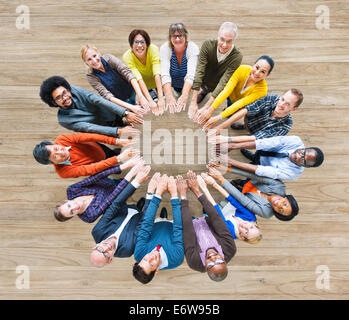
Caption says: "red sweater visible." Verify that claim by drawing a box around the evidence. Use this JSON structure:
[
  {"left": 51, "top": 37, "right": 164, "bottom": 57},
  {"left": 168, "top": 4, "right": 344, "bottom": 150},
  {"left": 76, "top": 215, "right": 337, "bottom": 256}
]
[{"left": 54, "top": 133, "right": 118, "bottom": 178}]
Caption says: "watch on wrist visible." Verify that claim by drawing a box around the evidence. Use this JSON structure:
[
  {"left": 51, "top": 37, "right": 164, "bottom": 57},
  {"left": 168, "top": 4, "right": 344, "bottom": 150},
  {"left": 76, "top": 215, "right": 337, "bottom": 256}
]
[{"left": 124, "top": 110, "right": 129, "bottom": 117}]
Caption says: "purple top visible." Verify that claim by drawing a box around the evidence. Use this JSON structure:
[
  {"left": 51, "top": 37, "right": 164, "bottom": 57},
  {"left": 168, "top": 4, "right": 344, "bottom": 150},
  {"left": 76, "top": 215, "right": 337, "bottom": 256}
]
[
  {"left": 66, "top": 165, "right": 128, "bottom": 223},
  {"left": 192, "top": 217, "right": 225, "bottom": 266}
]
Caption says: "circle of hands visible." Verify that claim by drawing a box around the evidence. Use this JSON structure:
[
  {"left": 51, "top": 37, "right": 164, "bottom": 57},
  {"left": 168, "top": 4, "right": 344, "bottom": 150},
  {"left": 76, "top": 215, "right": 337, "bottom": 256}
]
[{"left": 121, "top": 148, "right": 230, "bottom": 201}]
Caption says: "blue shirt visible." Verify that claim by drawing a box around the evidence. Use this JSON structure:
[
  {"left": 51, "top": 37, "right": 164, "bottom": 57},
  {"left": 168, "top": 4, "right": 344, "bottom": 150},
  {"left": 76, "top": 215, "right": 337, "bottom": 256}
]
[
  {"left": 93, "top": 57, "right": 133, "bottom": 101},
  {"left": 255, "top": 135, "right": 305, "bottom": 181},
  {"left": 170, "top": 48, "right": 187, "bottom": 90}
]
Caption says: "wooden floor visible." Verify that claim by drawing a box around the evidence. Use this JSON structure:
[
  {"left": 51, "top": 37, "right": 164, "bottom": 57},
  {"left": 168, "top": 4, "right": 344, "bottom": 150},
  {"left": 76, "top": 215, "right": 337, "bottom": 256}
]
[{"left": 1, "top": 0, "right": 349, "bottom": 300}]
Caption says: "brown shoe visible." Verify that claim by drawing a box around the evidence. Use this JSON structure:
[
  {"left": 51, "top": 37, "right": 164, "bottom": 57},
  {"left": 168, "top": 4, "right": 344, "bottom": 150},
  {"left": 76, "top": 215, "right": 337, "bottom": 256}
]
[
  {"left": 230, "top": 122, "right": 245, "bottom": 130},
  {"left": 197, "top": 88, "right": 208, "bottom": 104}
]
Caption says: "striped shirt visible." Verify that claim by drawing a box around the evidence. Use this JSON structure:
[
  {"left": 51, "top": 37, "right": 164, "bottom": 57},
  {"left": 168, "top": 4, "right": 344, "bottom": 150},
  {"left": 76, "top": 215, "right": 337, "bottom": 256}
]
[
  {"left": 66, "top": 165, "right": 128, "bottom": 223},
  {"left": 170, "top": 48, "right": 188, "bottom": 90},
  {"left": 245, "top": 94, "right": 293, "bottom": 139}
]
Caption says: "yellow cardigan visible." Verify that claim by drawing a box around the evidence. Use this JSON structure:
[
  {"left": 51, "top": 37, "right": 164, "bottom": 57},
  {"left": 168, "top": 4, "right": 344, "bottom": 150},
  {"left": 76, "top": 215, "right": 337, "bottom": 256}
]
[
  {"left": 211, "top": 65, "right": 268, "bottom": 118},
  {"left": 122, "top": 44, "right": 161, "bottom": 90}
]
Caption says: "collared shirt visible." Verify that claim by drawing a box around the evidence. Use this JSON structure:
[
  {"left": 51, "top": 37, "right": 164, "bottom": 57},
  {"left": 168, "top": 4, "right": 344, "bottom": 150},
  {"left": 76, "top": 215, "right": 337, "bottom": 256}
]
[
  {"left": 58, "top": 146, "right": 72, "bottom": 165},
  {"left": 153, "top": 246, "right": 169, "bottom": 270},
  {"left": 255, "top": 135, "right": 305, "bottom": 181},
  {"left": 66, "top": 166, "right": 125, "bottom": 223},
  {"left": 217, "top": 45, "right": 234, "bottom": 63},
  {"left": 245, "top": 94, "right": 293, "bottom": 139},
  {"left": 109, "top": 207, "right": 139, "bottom": 250}
]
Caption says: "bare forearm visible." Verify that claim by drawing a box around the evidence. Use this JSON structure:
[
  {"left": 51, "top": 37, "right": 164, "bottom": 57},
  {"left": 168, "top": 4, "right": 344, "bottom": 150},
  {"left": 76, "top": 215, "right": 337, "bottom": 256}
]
[
  {"left": 181, "top": 81, "right": 192, "bottom": 97},
  {"left": 138, "top": 80, "right": 154, "bottom": 102},
  {"left": 154, "top": 74, "right": 164, "bottom": 97},
  {"left": 211, "top": 182, "right": 229, "bottom": 198},
  {"left": 228, "top": 159, "right": 258, "bottom": 174},
  {"left": 130, "top": 78, "right": 144, "bottom": 99},
  {"left": 228, "top": 141, "right": 256, "bottom": 151},
  {"left": 163, "top": 82, "right": 174, "bottom": 98},
  {"left": 217, "top": 108, "right": 247, "bottom": 130}
]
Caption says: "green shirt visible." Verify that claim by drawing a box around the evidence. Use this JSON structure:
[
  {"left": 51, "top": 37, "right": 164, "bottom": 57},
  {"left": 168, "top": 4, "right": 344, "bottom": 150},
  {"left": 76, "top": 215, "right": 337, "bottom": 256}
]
[{"left": 192, "top": 39, "right": 243, "bottom": 98}]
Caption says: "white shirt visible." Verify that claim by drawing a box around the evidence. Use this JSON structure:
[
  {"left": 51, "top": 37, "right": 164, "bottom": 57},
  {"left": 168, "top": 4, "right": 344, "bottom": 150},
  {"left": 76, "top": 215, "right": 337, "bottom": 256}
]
[
  {"left": 255, "top": 135, "right": 305, "bottom": 181},
  {"left": 217, "top": 45, "right": 234, "bottom": 63},
  {"left": 160, "top": 41, "right": 200, "bottom": 86}
]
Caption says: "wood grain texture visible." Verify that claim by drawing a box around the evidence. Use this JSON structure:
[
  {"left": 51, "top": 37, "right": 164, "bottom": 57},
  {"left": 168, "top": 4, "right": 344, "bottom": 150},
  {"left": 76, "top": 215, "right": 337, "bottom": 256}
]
[{"left": 0, "top": 0, "right": 348, "bottom": 300}]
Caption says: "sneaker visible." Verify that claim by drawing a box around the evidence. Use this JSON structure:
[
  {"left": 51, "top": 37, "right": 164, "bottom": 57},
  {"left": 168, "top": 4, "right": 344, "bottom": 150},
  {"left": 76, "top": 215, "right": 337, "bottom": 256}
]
[
  {"left": 197, "top": 88, "right": 208, "bottom": 104},
  {"left": 136, "top": 197, "right": 146, "bottom": 211},
  {"left": 160, "top": 207, "right": 168, "bottom": 219},
  {"left": 240, "top": 149, "right": 256, "bottom": 162},
  {"left": 230, "top": 123, "right": 245, "bottom": 130}
]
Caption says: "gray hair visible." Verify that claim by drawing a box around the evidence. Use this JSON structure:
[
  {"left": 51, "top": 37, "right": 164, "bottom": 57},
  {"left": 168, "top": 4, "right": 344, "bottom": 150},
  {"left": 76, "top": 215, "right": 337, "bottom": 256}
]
[{"left": 218, "top": 22, "right": 238, "bottom": 39}]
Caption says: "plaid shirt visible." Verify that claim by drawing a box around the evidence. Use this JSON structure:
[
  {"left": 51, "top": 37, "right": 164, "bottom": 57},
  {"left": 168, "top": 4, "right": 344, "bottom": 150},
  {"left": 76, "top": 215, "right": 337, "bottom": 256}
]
[
  {"left": 245, "top": 94, "right": 293, "bottom": 139},
  {"left": 66, "top": 165, "right": 128, "bottom": 223}
]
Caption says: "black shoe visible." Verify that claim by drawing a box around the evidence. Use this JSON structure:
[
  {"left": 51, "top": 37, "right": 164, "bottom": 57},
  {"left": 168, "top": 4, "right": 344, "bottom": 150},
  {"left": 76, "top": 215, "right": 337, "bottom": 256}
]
[
  {"left": 136, "top": 197, "right": 145, "bottom": 211},
  {"left": 197, "top": 88, "right": 208, "bottom": 104},
  {"left": 160, "top": 207, "right": 168, "bottom": 219},
  {"left": 113, "top": 147, "right": 121, "bottom": 156},
  {"left": 230, "top": 179, "right": 243, "bottom": 191},
  {"left": 240, "top": 149, "right": 255, "bottom": 162},
  {"left": 230, "top": 123, "right": 245, "bottom": 130}
]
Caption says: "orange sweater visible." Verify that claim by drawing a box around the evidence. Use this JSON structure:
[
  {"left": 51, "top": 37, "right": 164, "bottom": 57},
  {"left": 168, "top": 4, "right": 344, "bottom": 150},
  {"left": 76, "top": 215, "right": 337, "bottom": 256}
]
[{"left": 54, "top": 133, "right": 118, "bottom": 178}]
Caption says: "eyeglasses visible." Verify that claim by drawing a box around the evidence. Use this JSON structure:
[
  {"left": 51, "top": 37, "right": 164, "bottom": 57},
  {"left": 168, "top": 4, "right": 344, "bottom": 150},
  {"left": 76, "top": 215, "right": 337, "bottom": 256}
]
[
  {"left": 54, "top": 89, "right": 69, "bottom": 103},
  {"left": 93, "top": 246, "right": 111, "bottom": 262},
  {"left": 206, "top": 258, "right": 225, "bottom": 269},
  {"left": 134, "top": 40, "right": 145, "bottom": 46},
  {"left": 171, "top": 34, "right": 184, "bottom": 39}
]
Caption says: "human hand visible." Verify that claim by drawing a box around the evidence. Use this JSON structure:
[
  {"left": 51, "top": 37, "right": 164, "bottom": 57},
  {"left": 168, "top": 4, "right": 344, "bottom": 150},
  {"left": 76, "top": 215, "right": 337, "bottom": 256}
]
[
  {"left": 203, "top": 115, "right": 220, "bottom": 131},
  {"left": 117, "top": 147, "right": 140, "bottom": 162},
  {"left": 200, "top": 172, "right": 216, "bottom": 186},
  {"left": 121, "top": 155, "right": 143, "bottom": 170},
  {"left": 124, "top": 158, "right": 145, "bottom": 181},
  {"left": 207, "top": 134, "right": 229, "bottom": 145},
  {"left": 176, "top": 175, "right": 188, "bottom": 198},
  {"left": 186, "top": 170, "right": 201, "bottom": 196},
  {"left": 138, "top": 96, "right": 151, "bottom": 114},
  {"left": 116, "top": 137, "right": 138, "bottom": 148},
  {"left": 127, "top": 103, "right": 147, "bottom": 116},
  {"left": 176, "top": 94, "right": 188, "bottom": 112},
  {"left": 155, "top": 174, "right": 169, "bottom": 197},
  {"left": 196, "top": 174, "right": 208, "bottom": 191},
  {"left": 118, "top": 125, "right": 141, "bottom": 138},
  {"left": 157, "top": 96, "right": 166, "bottom": 116},
  {"left": 165, "top": 94, "right": 177, "bottom": 114},
  {"left": 196, "top": 106, "right": 214, "bottom": 125},
  {"left": 207, "top": 164, "right": 226, "bottom": 184},
  {"left": 126, "top": 112, "right": 144, "bottom": 125},
  {"left": 150, "top": 100, "right": 160, "bottom": 116},
  {"left": 134, "top": 165, "right": 151, "bottom": 184},
  {"left": 167, "top": 176, "right": 178, "bottom": 198},
  {"left": 147, "top": 172, "right": 161, "bottom": 193},
  {"left": 188, "top": 100, "right": 198, "bottom": 120}
]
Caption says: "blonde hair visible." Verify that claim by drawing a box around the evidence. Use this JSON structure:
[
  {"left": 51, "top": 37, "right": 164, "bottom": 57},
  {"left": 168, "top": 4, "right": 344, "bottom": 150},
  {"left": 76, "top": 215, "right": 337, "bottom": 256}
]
[
  {"left": 243, "top": 222, "right": 262, "bottom": 244},
  {"left": 80, "top": 44, "right": 100, "bottom": 71}
]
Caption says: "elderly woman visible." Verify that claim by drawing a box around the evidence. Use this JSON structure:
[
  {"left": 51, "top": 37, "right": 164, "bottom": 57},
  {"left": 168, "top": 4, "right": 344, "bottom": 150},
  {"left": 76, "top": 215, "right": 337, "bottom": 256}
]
[
  {"left": 81, "top": 44, "right": 149, "bottom": 117},
  {"left": 197, "top": 173, "right": 262, "bottom": 245},
  {"left": 196, "top": 55, "right": 274, "bottom": 129},
  {"left": 122, "top": 29, "right": 165, "bottom": 116},
  {"left": 160, "top": 23, "right": 199, "bottom": 113}
]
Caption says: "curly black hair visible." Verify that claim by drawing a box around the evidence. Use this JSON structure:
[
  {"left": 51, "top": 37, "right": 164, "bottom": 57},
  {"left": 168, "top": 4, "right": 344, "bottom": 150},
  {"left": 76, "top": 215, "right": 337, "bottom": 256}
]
[{"left": 39, "top": 76, "right": 71, "bottom": 107}]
